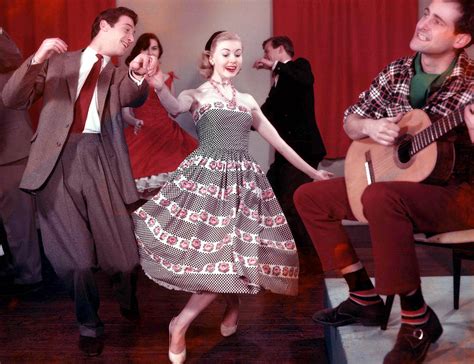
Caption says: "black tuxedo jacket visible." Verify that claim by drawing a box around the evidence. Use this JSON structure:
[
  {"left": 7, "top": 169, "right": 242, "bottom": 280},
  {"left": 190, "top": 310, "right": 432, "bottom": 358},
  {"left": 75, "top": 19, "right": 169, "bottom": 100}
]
[{"left": 261, "top": 58, "right": 326, "bottom": 165}]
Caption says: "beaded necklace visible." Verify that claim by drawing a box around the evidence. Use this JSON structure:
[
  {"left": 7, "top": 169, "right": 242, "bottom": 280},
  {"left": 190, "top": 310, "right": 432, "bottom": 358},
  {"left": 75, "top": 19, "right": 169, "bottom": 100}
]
[{"left": 209, "top": 78, "right": 237, "bottom": 107}]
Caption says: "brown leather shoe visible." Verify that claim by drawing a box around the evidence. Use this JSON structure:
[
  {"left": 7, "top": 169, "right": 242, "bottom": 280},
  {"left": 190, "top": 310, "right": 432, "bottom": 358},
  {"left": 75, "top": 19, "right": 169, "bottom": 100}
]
[
  {"left": 79, "top": 335, "right": 104, "bottom": 357},
  {"left": 120, "top": 305, "right": 140, "bottom": 322},
  {"left": 312, "top": 298, "right": 385, "bottom": 327},
  {"left": 383, "top": 306, "right": 443, "bottom": 364},
  {"left": 120, "top": 298, "right": 140, "bottom": 323}
]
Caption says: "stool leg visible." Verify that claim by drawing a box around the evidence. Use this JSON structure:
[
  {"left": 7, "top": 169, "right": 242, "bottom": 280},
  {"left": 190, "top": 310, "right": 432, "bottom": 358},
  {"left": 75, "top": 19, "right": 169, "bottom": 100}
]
[
  {"left": 381, "top": 295, "right": 394, "bottom": 330},
  {"left": 453, "top": 250, "right": 461, "bottom": 310}
]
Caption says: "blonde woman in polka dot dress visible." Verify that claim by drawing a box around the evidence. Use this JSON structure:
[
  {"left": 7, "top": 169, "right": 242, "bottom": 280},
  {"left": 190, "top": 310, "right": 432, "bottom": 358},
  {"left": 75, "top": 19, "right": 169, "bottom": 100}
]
[{"left": 134, "top": 31, "right": 333, "bottom": 363}]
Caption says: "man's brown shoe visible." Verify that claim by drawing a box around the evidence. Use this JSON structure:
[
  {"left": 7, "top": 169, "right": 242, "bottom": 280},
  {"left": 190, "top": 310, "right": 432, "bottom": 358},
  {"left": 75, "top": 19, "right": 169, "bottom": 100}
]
[
  {"left": 383, "top": 306, "right": 443, "bottom": 364},
  {"left": 79, "top": 335, "right": 104, "bottom": 357},
  {"left": 312, "top": 298, "right": 385, "bottom": 327}
]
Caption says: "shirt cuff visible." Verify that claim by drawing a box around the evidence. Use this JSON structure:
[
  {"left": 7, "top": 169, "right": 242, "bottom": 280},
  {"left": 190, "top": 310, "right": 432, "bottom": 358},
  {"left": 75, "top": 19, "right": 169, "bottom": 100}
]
[
  {"left": 31, "top": 55, "right": 41, "bottom": 65},
  {"left": 129, "top": 70, "right": 145, "bottom": 86}
]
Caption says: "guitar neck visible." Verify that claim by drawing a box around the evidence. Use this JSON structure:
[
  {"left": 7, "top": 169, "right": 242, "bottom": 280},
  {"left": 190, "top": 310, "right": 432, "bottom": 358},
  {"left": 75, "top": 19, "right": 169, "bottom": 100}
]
[{"left": 410, "top": 106, "right": 466, "bottom": 156}]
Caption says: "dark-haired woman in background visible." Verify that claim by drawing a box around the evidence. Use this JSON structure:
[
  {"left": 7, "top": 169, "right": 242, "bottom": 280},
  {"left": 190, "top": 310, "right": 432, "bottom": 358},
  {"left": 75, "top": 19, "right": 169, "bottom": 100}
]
[{"left": 123, "top": 33, "right": 198, "bottom": 198}]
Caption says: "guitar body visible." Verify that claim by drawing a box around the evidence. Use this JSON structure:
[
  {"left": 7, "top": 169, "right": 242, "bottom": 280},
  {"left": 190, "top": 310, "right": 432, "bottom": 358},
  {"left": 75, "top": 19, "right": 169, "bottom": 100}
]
[{"left": 345, "top": 109, "right": 455, "bottom": 222}]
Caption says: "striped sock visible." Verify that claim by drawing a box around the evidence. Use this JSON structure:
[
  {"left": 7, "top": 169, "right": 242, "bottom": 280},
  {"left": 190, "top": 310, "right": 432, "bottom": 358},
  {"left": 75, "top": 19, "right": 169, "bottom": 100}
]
[
  {"left": 349, "top": 288, "right": 383, "bottom": 306},
  {"left": 400, "top": 287, "right": 429, "bottom": 326},
  {"left": 401, "top": 304, "right": 429, "bottom": 326},
  {"left": 343, "top": 268, "right": 382, "bottom": 306}
]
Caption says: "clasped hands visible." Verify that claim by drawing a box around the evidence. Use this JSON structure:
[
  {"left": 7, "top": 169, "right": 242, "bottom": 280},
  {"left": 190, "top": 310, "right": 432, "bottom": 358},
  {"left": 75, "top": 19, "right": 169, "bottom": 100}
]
[{"left": 129, "top": 53, "right": 159, "bottom": 79}]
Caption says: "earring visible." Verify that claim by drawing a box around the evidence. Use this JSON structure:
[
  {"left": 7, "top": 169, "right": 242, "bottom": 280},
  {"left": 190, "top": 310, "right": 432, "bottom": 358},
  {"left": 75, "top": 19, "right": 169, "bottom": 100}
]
[{"left": 210, "top": 60, "right": 214, "bottom": 66}]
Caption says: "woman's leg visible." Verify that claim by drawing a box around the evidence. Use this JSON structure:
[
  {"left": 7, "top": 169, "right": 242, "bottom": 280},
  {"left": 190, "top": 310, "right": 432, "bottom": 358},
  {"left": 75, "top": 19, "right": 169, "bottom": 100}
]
[
  {"left": 222, "top": 294, "right": 240, "bottom": 328},
  {"left": 169, "top": 292, "right": 219, "bottom": 355}
]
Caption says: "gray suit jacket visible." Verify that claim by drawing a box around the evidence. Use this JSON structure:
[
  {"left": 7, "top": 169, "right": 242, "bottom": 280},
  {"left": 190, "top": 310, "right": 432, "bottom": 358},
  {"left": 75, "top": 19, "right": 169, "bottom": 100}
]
[
  {"left": 2, "top": 49, "right": 148, "bottom": 204},
  {"left": 0, "top": 31, "right": 33, "bottom": 165}
]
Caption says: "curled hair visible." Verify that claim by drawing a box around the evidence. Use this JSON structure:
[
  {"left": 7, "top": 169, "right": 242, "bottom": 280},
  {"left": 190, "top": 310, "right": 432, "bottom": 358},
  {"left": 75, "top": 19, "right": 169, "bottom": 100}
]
[
  {"left": 198, "top": 31, "right": 241, "bottom": 79},
  {"left": 451, "top": 0, "right": 474, "bottom": 48},
  {"left": 91, "top": 7, "right": 138, "bottom": 40},
  {"left": 125, "top": 33, "right": 163, "bottom": 66},
  {"left": 262, "top": 36, "right": 294, "bottom": 57}
]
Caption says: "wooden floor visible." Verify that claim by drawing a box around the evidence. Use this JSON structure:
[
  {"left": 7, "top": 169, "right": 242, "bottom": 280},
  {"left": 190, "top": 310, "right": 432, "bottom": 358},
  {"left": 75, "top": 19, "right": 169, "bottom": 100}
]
[
  {"left": 0, "top": 235, "right": 327, "bottom": 363},
  {"left": 1, "top": 226, "right": 473, "bottom": 363}
]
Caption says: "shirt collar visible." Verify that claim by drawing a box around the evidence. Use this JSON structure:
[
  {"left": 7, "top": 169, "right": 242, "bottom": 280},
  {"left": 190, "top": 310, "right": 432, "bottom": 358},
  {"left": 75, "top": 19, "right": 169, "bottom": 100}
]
[
  {"left": 411, "top": 50, "right": 468, "bottom": 81},
  {"left": 83, "top": 46, "right": 111, "bottom": 65}
]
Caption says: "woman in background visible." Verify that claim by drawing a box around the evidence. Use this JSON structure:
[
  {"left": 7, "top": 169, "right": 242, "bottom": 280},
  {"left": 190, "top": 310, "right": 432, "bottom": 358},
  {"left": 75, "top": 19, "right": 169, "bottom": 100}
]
[{"left": 123, "top": 33, "right": 198, "bottom": 198}]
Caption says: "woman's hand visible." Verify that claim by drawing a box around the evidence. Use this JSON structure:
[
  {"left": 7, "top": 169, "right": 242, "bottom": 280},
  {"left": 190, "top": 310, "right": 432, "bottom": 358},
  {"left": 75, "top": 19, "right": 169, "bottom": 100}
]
[
  {"left": 311, "top": 169, "right": 334, "bottom": 181},
  {"left": 133, "top": 119, "right": 144, "bottom": 135},
  {"left": 146, "top": 69, "right": 165, "bottom": 91}
]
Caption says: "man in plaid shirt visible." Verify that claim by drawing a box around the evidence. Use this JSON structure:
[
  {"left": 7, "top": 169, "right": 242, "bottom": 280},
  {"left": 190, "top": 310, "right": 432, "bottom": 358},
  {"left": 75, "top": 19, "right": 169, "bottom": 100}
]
[{"left": 294, "top": 0, "right": 474, "bottom": 363}]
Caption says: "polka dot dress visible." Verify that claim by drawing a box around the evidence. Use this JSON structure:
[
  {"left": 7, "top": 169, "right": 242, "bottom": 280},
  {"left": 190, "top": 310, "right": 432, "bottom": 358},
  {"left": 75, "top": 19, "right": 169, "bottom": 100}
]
[{"left": 132, "top": 101, "right": 299, "bottom": 296}]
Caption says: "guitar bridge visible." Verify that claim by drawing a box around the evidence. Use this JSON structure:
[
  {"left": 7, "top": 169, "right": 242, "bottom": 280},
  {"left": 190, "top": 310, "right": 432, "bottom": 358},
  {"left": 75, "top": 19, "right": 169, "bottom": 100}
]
[{"left": 364, "top": 150, "right": 374, "bottom": 185}]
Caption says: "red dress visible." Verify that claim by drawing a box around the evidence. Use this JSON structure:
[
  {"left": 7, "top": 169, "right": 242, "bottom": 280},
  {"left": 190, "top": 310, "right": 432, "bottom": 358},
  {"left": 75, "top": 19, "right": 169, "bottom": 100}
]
[{"left": 125, "top": 74, "right": 198, "bottom": 194}]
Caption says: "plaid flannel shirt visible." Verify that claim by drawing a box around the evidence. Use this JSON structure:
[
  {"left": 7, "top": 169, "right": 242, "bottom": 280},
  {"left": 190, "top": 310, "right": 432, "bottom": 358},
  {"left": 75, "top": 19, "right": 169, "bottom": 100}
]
[{"left": 344, "top": 50, "right": 474, "bottom": 184}]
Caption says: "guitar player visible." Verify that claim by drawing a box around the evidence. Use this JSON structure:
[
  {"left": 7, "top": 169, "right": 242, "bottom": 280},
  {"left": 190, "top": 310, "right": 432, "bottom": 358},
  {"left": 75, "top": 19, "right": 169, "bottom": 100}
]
[{"left": 294, "top": 0, "right": 473, "bottom": 363}]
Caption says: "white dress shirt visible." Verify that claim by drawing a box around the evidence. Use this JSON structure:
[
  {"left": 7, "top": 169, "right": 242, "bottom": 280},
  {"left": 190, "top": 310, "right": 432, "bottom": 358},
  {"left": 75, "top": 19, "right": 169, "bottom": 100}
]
[
  {"left": 272, "top": 58, "right": 290, "bottom": 87},
  {"left": 78, "top": 47, "right": 110, "bottom": 133},
  {"left": 78, "top": 47, "right": 144, "bottom": 133}
]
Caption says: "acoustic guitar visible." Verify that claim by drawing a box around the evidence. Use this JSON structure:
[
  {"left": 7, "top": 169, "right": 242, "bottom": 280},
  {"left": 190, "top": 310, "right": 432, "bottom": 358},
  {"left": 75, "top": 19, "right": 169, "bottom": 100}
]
[{"left": 345, "top": 106, "right": 469, "bottom": 222}]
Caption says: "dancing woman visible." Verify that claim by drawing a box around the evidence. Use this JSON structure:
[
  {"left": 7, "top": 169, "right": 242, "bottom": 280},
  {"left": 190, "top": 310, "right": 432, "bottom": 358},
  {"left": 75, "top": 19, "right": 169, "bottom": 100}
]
[{"left": 133, "top": 31, "right": 333, "bottom": 363}]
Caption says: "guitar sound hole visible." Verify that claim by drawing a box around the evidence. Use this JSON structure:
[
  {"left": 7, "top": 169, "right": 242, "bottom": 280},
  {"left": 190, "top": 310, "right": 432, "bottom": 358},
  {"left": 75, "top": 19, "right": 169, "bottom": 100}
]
[{"left": 397, "top": 138, "right": 412, "bottom": 164}]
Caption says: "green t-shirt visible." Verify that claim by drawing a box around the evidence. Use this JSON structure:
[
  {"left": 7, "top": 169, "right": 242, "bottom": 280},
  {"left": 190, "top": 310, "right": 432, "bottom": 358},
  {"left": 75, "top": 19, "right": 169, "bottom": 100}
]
[{"left": 409, "top": 53, "right": 457, "bottom": 109}]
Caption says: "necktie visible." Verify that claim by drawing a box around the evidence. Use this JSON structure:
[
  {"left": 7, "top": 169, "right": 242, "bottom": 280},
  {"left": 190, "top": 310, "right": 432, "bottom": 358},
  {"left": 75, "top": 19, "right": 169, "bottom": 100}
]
[{"left": 70, "top": 54, "right": 103, "bottom": 133}]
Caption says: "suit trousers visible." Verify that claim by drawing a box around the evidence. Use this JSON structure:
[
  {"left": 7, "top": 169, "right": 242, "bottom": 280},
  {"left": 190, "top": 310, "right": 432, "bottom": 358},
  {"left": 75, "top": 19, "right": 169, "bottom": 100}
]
[
  {"left": 294, "top": 177, "right": 474, "bottom": 295},
  {"left": 267, "top": 155, "right": 320, "bottom": 248},
  {"left": 36, "top": 134, "right": 139, "bottom": 337},
  {"left": 0, "top": 157, "right": 41, "bottom": 284}
]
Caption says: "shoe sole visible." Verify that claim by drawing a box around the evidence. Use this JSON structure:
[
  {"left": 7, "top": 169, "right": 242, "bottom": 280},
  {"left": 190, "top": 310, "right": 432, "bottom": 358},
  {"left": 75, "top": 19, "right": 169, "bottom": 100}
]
[{"left": 312, "top": 316, "right": 384, "bottom": 327}]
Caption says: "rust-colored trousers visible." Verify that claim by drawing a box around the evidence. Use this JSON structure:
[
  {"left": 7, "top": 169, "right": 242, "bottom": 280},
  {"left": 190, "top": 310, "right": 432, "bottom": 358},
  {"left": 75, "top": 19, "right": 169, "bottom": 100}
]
[{"left": 294, "top": 177, "right": 474, "bottom": 295}]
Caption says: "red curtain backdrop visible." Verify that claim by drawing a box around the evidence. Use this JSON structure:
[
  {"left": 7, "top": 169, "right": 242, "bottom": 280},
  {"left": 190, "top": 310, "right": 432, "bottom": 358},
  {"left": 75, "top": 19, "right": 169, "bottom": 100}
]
[
  {"left": 0, "top": 0, "right": 114, "bottom": 127},
  {"left": 273, "top": 0, "right": 418, "bottom": 158}
]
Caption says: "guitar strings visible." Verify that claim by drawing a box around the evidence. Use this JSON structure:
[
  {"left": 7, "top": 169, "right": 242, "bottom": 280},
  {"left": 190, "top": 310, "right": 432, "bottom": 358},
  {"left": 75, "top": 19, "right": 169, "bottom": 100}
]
[{"left": 364, "top": 108, "right": 466, "bottom": 177}]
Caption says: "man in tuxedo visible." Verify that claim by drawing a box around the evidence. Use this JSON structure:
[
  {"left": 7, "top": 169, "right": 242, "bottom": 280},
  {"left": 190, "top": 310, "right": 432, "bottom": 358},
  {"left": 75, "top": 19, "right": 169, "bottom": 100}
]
[
  {"left": 3, "top": 7, "right": 158, "bottom": 356},
  {"left": 294, "top": 0, "right": 473, "bottom": 362},
  {"left": 253, "top": 36, "right": 326, "bottom": 247},
  {"left": 0, "top": 27, "right": 42, "bottom": 293}
]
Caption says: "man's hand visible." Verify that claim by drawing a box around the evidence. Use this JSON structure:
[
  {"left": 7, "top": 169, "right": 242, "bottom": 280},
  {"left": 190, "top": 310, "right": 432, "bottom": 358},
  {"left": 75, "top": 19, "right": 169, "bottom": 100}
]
[
  {"left": 364, "top": 113, "right": 403, "bottom": 146},
  {"left": 129, "top": 53, "right": 158, "bottom": 79},
  {"left": 253, "top": 57, "right": 274, "bottom": 70},
  {"left": 33, "top": 38, "right": 68, "bottom": 64}
]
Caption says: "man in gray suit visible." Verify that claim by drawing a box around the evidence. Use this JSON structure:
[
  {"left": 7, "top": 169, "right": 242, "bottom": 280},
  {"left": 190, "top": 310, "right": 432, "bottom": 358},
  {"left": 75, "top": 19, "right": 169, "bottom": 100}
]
[
  {"left": 0, "top": 27, "right": 42, "bottom": 292},
  {"left": 2, "top": 7, "right": 158, "bottom": 356}
]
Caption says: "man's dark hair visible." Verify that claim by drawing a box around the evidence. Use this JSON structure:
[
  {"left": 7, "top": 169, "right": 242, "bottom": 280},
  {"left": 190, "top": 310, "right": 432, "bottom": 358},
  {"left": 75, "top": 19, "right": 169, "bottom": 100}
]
[
  {"left": 262, "top": 36, "right": 295, "bottom": 57},
  {"left": 125, "top": 33, "right": 163, "bottom": 66},
  {"left": 449, "top": 0, "right": 474, "bottom": 47},
  {"left": 90, "top": 7, "right": 138, "bottom": 40}
]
